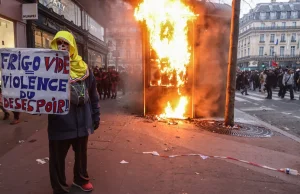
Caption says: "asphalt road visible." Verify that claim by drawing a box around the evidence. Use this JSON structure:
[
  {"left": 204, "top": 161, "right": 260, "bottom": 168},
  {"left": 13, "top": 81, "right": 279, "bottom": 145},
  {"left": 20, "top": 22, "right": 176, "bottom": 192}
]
[{"left": 235, "top": 88, "right": 300, "bottom": 137}]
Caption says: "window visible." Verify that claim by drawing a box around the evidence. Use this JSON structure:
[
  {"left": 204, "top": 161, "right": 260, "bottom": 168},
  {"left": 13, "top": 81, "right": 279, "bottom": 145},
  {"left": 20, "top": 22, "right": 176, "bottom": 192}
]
[
  {"left": 282, "top": 22, "right": 286, "bottom": 28},
  {"left": 248, "top": 48, "right": 250, "bottom": 56},
  {"left": 280, "top": 12, "right": 287, "bottom": 19},
  {"left": 244, "top": 49, "right": 246, "bottom": 57},
  {"left": 259, "top": 47, "right": 264, "bottom": 56},
  {"left": 35, "top": 30, "right": 42, "bottom": 48},
  {"left": 271, "top": 22, "right": 276, "bottom": 28},
  {"left": 34, "top": 29, "right": 54, "bottom": 48},
  {"left": 126, "top": 50, "right": 130, "bottom": 59},
  {"left": 260, "top": 12, "right": 266, "bottom": 20},
  {"left": 261, "top": 23, "right": 265, "bottom": 28},
  {"left": 293, "top": 22, "right": 297, "bottom": 27},
  {"left": 260, "top": 34, "right": 265, "bottom": 42},
  {"left": 270, "top": 12, "right": 276, "bottom": 19},
  {"left": 291, "top": 33, "right": 296, "bottom": 42},
  {"left": 292, "top": 11, "right": 298, "bottom": 19},
  {"left": 291, "top": 46, "right": 296, "bottom": 56},
  {"left": 280, "top": 46, "right": 285, "bottom": 56},
  {"left": 281, "top": 34, "right": 286, "bottom": 42},
  {"left": 248, "top": 36, "right": 250, "bottom": 44},
  {"left": 0, "top": 17, "right": 15, "bottom": 48},
  {"left": 270, "top": 34, "right": 275, "bottom": 42},
  {"left": 241, "top": 40, "right": 243, "bottom": 47},
  {"left": 270, "top": 46, "right": 274, "bottom": 56},
  {"left": 126, "top": 39, "right": 131, "bottom": 46}
]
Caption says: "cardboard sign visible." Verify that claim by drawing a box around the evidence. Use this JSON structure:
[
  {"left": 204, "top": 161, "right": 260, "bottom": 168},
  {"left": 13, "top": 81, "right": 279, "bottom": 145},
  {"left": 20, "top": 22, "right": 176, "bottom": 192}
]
[{"left": 0, "top": 48, "right": 70, "bottom": 114}]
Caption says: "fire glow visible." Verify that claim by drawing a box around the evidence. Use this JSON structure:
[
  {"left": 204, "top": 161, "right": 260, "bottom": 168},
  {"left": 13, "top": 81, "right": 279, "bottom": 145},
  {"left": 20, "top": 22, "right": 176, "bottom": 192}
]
[{"left": 135, "top": 0, "right": 196, "bottom": 119}]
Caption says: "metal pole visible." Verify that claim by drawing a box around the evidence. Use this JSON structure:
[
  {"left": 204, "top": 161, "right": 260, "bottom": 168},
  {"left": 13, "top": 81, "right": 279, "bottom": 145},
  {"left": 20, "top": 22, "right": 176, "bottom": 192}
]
[{"left": 224, "top": 0, "right": 241, "bottom": 126}]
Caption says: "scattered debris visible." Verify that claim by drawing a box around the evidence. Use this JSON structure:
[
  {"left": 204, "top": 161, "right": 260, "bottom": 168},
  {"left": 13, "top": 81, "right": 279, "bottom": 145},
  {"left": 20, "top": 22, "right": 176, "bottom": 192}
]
[
  {"left": 168, "top": 121, "right": 178, "bottom": 125},
  {"left": 36, "top": 157, "right": 49, "bottom": 165},
  {"left": 120, "top": 160, "right": 129, "bottom": 164},
  {"left": 127, "top": 140, "right": 131, "bottom": 142},
  {"left": 18, "top": 140, "right": 25, "bottom": 144},
  {"left": 176, "top": 136, "right": 180, "bottom": 138},
  {"left": 282, "top": 112, "right": 292, "bottom": 115},
  {"left": 100, "top": 140, "right": 111, "bottom": 142},
  {"left": 195, "top": 172, "right": 200, "bottom": 175},
  {"left": 164, "top": 148, "right": 170, "bottom": 152},
  {"left": 28, "top": 139, "right": 37, "bottom": 143},
  {"left": 143, "top": 151, "right": 159, "bottom": 156},
  {"left": 283, "top": 127, "right": 290, "bottom": 131},
  {"left": 208, "top": 121, "right": 215, "bottom": 124}
]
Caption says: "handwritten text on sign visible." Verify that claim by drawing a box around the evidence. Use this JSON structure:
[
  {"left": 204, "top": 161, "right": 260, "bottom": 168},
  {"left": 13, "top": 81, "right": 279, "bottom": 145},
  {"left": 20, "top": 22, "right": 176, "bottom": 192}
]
[{"left": 0, "top": 48, "right": 70, "bottom": 114}]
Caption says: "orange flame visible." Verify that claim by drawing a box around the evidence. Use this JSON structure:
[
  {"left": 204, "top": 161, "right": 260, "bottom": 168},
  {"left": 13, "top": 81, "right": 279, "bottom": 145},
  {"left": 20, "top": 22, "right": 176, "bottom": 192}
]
[{"left": 135, "top": 0, "right": 196, "bottom": 119}]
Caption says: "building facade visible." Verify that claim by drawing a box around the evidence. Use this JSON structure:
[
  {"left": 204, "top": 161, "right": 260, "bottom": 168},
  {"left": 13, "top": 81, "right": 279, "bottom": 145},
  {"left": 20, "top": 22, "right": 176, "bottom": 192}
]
[
  {"left": 105, "top": 0, "right": 142, "bottom": 73},
  {"left": 237, "top": 0, "right": 300, "bottom": 70},
  {"left": 0, "top": 0, "right": 108, "bottom": 70}
]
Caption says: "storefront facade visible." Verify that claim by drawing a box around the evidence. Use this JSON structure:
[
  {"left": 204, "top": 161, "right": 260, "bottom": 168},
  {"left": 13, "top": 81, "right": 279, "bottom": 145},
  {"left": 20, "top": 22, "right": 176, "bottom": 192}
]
[
  {"left": 26, "top": 0, "right": 108, "bottom": 67},
  {"left": 0, "top": 0, "right": 27, "bottom": 84}
]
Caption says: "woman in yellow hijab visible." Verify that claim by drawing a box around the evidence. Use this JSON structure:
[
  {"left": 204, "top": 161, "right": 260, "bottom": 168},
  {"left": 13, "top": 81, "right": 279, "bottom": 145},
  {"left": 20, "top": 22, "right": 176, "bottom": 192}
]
[
  {"left": 48, "top": 31, "right": 100, "bottom": 193},
  {"left": 51, "top": 31, "right": 89, "bottom": 82}
]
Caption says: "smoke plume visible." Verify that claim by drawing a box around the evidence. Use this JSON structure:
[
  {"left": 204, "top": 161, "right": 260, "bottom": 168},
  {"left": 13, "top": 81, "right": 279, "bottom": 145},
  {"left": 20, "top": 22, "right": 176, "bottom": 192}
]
[{"left": 193, "top": 2, "right": 231, "bottom": 118}]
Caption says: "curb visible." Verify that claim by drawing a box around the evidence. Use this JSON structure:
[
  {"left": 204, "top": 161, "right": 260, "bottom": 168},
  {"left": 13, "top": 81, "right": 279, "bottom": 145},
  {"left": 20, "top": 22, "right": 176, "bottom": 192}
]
[{"left": 235, "top": 108, "right": 300, "bottom": 144}]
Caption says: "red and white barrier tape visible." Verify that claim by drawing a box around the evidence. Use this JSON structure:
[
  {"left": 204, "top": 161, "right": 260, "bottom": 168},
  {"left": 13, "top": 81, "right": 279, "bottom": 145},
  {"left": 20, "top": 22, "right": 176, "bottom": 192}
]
[{"left": 143, "top": 151, "right": 299, "bottom": 176}]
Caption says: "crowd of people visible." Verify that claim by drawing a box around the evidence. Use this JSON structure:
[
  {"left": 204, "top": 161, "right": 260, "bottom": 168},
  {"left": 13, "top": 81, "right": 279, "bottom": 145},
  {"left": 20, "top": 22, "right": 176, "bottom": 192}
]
[
  {"left": 236, "top": 67, "right": 300, "bottom": 100},
  {"left": 92, "top": 66, "right": 131, "bottom": 100}
]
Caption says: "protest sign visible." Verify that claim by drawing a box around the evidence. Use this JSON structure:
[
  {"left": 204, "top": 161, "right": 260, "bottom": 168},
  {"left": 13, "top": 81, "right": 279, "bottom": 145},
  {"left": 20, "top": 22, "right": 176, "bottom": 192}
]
[{"left": 0, "top": 48, "right": 70, "bottom": 115}]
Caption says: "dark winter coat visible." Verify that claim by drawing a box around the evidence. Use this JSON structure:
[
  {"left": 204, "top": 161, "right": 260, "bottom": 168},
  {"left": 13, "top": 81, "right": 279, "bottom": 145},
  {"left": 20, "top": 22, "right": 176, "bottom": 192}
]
[
  {"left": 266, "top": 72, "right": 276, "bottom": 87},
  {"left": 47, "top": 70, "right": 100, "bottom": 141}
]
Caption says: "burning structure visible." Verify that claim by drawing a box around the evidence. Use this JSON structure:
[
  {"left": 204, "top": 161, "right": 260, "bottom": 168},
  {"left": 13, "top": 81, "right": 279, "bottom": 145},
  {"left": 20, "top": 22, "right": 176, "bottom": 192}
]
[{"left": 134, "top": 0, "right": 231, "bottom": 119}]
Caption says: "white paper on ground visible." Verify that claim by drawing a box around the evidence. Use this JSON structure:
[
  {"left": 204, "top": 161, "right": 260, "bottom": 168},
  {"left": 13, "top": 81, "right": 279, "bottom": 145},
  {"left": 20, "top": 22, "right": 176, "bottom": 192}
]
[
  {"left": 143, "top": 151, "right": 160, "bottom": 156},
  {"left": 120, "top": 160, "right": 129, "bottom": 164},
  {"left": 199, "top": 155, "right": 209, "bottom": 160}
]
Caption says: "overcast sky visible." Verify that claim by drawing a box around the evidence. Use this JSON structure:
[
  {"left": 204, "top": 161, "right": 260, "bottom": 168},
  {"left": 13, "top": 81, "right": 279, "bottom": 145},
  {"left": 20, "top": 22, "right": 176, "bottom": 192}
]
[{"left": 211, "top": 0, "right": 290, "bottom": 16}]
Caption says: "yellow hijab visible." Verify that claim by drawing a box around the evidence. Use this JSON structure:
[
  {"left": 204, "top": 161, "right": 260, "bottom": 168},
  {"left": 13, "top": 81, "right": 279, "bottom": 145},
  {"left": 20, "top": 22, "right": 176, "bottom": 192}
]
[{"left": 51, "top": 31, "right": 89, "bottom": 82}]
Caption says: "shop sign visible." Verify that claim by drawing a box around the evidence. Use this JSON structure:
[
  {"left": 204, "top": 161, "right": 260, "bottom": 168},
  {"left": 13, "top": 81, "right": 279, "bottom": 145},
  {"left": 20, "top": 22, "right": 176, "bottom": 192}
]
[
  {"left": 22, "top": 3, "right": 38, "bottom": 20},
  {"left": 249, "top": 61, "right": 258, "bottom": 67}
]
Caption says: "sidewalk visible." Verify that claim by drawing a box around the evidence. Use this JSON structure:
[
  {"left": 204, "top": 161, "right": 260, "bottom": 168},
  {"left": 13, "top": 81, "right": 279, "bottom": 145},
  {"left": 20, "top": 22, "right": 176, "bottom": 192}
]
[{"left": 0, "top": 93, "right": 300, "bottom": 194}]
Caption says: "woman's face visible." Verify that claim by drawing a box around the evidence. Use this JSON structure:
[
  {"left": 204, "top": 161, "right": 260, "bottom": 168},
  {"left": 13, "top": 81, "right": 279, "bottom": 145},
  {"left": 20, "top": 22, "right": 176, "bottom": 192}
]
[{"left": 56, "top": 39, "right": 70, "bottom": 52}]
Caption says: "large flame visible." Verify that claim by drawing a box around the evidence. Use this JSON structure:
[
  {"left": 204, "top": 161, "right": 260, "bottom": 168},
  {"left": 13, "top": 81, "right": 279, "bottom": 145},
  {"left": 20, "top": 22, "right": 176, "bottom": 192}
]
[{"left": 135, "top": 0, "right": 196, "bottom": 119}]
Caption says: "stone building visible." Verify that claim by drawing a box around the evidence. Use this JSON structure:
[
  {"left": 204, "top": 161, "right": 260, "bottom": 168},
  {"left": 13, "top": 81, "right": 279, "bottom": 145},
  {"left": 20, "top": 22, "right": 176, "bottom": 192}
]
[
  {"left": 105, "top": 0, "right": 142, "bottom": 73},
  {"left": 237, "top": 0, "right": 300, "bottom": 70}
]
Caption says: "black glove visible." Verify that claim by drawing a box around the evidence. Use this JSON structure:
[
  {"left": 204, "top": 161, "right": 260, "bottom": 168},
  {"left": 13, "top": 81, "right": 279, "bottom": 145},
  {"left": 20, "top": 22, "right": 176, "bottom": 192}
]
[{"left": 94, "top": 121, "right": 100, "bottom": 130}]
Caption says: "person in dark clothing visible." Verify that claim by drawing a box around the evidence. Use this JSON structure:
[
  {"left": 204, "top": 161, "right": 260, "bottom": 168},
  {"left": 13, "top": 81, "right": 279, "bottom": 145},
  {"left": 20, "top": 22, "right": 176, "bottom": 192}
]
[
  {"left": 265, "top": 70, "right": 276, "bottom": 99},
  {"left": 294, "top": 69, "right": 300, "bottom": 92},
  {"left": 253, "top": 71, "right": 259, "bottom": 91},
  {"left": 240, "top": 72, "right": 249, "bottom": 95},
  {"left": 236, "top": 73, "right": 242, "bottom": 91},
  {"left": 49, "top": 31, "right": 100, "bottom": 194},
  {"left": 277, "top": 70, "right": 285, "bottom": 97}
]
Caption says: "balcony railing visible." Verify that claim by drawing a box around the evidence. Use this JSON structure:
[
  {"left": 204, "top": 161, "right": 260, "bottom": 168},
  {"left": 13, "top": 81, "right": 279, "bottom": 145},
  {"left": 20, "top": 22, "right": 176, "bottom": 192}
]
[
  {"left": 239, "top": 26, "right": 300, "bottom": 36},
  {"left": 259, "top": 41, "right": 265, "bottom": 43},
  {"left": 238, "top": 54, "right": 300, "bottom": 62}
]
